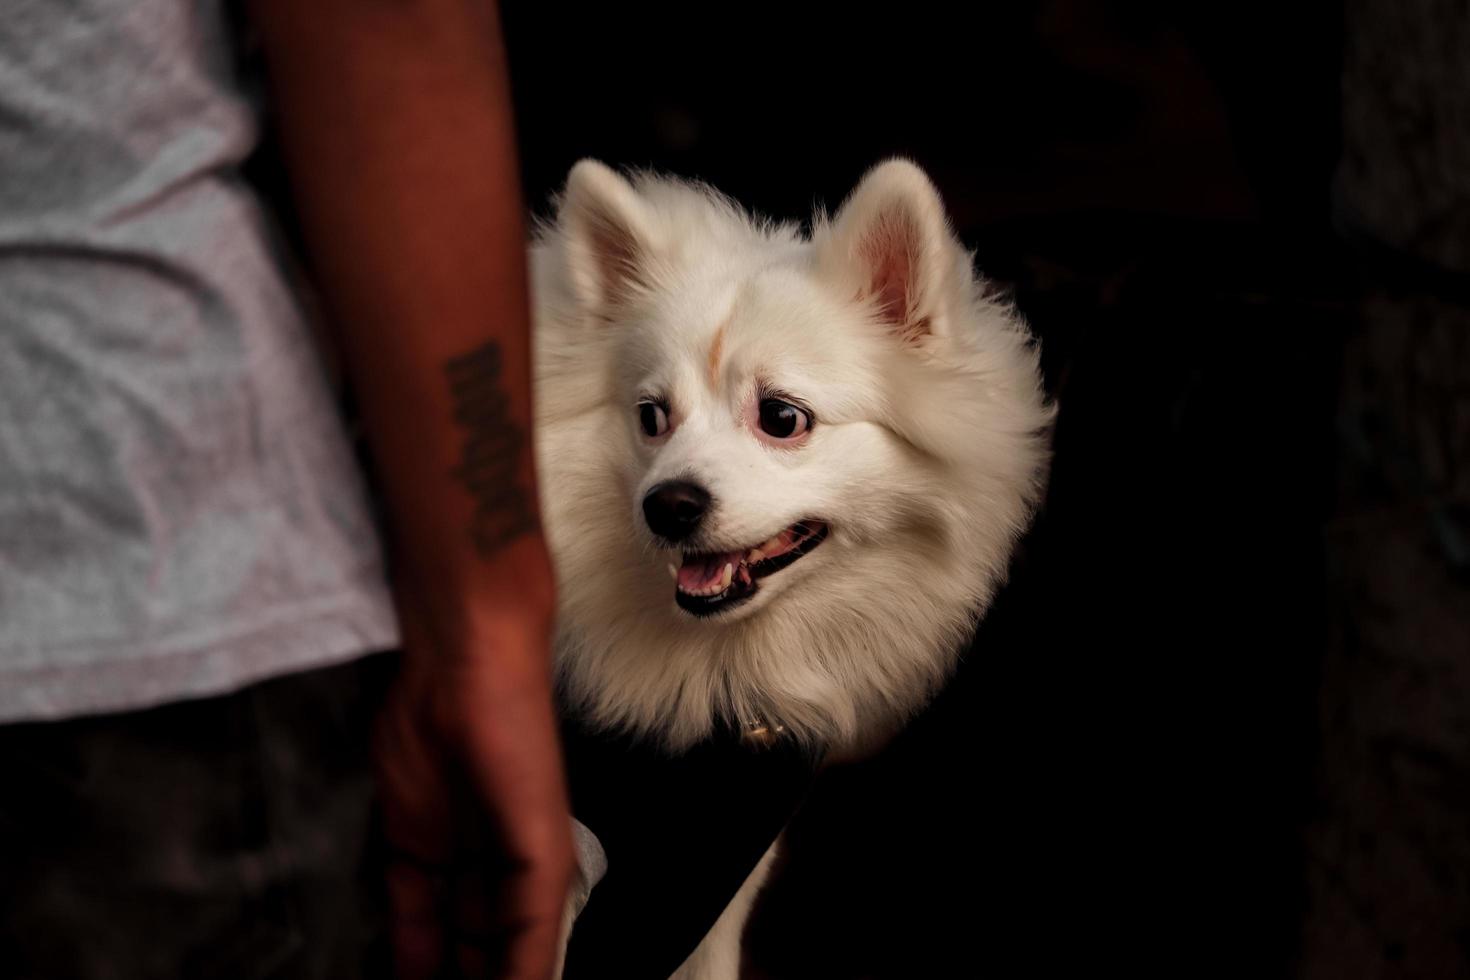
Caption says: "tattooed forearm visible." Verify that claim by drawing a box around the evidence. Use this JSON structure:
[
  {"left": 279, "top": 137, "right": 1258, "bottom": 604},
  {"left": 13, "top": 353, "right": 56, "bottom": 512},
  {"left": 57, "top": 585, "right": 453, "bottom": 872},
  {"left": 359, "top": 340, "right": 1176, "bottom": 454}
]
[{"left": 445, "top": 341, "right": 538, "bottom": 555}]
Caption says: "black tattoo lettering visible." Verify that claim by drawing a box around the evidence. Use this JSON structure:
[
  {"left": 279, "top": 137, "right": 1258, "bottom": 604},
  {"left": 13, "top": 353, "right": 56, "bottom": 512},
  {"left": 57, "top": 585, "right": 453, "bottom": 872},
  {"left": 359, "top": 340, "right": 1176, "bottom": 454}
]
[{"left": 445, "top": 341, "right": 538, "bottom": 555}]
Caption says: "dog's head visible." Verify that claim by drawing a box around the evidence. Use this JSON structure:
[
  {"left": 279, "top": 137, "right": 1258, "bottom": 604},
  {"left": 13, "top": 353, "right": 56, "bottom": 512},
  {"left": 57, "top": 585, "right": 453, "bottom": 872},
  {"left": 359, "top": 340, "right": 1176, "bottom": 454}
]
[{"left": 534, "top": 160, "right": 1050, "bottom": 748}]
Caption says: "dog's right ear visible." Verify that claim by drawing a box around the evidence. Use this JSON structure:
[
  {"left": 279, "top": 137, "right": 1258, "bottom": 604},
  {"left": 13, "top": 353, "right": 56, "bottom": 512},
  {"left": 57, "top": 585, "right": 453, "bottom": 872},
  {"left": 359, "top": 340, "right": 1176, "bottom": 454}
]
[
  {"left": 818, "top": 159, "right": 957, "bottom": 346},
  {"left": 559, "top": 160, "right": 657, "bottom": 316}
]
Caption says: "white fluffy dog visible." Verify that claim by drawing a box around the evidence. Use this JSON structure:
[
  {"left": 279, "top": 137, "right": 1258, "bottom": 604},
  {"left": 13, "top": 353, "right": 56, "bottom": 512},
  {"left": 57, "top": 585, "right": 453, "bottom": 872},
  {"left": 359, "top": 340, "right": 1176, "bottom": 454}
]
[{"left": 534, "top": 159, "right": 1051, "bottom": 978}]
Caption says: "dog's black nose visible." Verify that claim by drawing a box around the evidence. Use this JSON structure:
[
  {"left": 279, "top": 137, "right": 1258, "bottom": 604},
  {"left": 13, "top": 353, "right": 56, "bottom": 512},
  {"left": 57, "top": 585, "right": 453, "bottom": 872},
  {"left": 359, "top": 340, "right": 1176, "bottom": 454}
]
[{"left": 643, "top": 480, "right": 711, "bottom": 541}]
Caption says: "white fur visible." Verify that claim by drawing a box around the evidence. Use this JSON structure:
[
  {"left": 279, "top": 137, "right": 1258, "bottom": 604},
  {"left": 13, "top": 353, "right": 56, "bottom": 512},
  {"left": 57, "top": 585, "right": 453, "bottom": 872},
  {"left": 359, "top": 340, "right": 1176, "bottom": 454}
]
[
  {"left": 535, "top": 159, "right": 1050, "bottom": 752},
  {"left": 535, "top": 160, "right": 1051, "bottom": 976}
]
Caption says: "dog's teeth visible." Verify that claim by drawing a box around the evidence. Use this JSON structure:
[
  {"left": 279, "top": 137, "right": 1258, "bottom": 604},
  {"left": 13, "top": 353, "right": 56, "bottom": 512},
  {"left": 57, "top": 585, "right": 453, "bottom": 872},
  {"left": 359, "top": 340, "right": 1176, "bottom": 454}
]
[
  {"left": 720, "top": 563, "right": 734, "bottom": 590},
  {"left": 747, "top": 548, "right": 765, "bottom": 563}
]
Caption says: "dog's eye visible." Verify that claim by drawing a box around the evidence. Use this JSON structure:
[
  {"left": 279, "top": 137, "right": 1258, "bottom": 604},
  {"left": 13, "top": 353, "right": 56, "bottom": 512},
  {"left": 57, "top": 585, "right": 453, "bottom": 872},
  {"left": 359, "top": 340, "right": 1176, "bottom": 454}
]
[
  {"left": 758, "top": 399, "right": 810, "bottom": 439},
  {"left": 638, "top": 401, "right": 670, "bottom": 437}
]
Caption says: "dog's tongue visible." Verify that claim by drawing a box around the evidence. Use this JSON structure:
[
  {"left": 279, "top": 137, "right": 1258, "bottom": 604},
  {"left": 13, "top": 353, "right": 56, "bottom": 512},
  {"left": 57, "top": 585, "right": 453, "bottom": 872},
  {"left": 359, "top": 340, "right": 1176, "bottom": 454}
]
[{"left": 677, "top": 551, "right": 742, "bottom": 593}]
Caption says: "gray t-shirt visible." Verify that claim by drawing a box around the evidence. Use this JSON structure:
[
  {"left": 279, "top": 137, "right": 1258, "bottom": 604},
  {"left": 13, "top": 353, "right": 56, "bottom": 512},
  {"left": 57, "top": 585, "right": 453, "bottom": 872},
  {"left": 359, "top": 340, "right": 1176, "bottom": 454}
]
[{"left": 0, "top": 1, "right": 399, "bottom": 721}]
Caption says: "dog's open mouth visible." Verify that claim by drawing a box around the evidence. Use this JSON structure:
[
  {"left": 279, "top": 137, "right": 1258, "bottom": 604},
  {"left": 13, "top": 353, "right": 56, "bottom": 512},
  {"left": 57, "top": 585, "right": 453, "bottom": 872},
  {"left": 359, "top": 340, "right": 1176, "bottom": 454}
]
[{"left": 671, "top": 520, "right": 828, "bottom": 617}]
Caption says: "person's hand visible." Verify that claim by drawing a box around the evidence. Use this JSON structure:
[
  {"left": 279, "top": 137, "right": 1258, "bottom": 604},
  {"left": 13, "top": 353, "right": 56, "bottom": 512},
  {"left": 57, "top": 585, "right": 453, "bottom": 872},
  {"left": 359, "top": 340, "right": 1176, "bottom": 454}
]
[{"left": 374, "top": 584, "right": 573, "bottom": 980}]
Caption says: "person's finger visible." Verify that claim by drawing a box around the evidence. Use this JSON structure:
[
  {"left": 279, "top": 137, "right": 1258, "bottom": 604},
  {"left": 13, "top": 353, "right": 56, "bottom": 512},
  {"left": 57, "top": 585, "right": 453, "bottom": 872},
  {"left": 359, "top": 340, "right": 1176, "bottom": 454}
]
[
  {"left": 495, "top": 900, "right": 566, "bottom": 980},
  {"left": 484, "top": 854, "right": 571, "bottom": 980},
  {"left": 462, "top": 754, "right": 572, "bottom": 973},
  {"left": 440, "top": 647, "right": 572, "bottom": 978},
  {"left": 385, "top": 855, "right": 448, "bottom": 980},
  {"left": 440, "top": 868, "right": 561, "bottom": 979},
  {"left": 446, "top": 861, "right": 495, "bottom": 979},
  {"left": 448, "top": 806, "right": 567, "bottom": 978},
  {"left": 374, "top": 658, "right": 457, "bottom": 980}
]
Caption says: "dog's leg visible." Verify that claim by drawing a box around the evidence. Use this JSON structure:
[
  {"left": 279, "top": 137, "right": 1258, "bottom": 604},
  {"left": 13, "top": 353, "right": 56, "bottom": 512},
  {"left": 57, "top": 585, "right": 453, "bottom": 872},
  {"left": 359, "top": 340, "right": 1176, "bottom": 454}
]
[{"left": 668, "top": 838, "right": 779, "bottom": 980}]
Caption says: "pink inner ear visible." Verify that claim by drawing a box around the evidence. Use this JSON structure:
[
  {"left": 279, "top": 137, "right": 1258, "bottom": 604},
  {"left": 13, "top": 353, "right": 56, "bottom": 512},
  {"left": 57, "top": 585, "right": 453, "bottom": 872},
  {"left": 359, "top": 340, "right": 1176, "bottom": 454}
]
[
  {"left": 859, "top": 209, "right": 929, "bottom": 341},
  {"left": 586, "top": 210, "right": 645, "bottom": 307}
]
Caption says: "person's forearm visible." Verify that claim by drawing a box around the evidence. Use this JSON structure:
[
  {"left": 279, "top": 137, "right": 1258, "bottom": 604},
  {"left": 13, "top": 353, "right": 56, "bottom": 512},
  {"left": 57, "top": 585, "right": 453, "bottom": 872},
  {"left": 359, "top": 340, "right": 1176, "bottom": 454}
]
[{"left": 248, "top": 0, "right": 551, "bottom": 649}]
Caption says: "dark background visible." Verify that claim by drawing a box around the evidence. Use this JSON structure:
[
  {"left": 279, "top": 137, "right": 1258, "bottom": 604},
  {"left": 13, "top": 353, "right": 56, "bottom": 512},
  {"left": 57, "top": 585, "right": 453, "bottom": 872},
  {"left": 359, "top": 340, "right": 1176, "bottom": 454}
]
[{"left": 496, "top": 1, "right": 1470, "bottom": 978}]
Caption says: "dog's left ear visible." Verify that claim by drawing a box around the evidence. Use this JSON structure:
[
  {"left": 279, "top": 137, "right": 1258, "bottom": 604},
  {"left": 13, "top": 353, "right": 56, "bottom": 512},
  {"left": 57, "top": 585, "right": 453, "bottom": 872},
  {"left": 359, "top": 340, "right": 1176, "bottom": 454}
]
[
  {"left": 558, "top": 160, "right": 659, "bottom": 318},
  {"left": 818, "top": 160, "right": 957, "bottom": 344}
]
